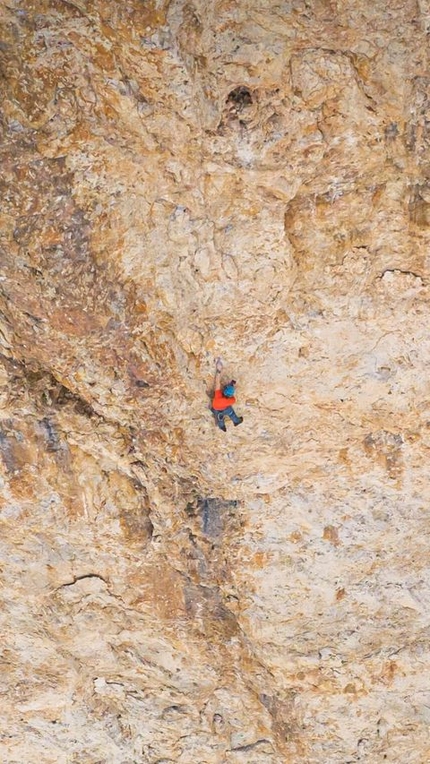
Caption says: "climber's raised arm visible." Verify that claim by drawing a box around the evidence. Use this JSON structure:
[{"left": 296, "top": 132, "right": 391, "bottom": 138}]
[{"left": 214, "top": 357, "right": 223, "bottom": 390}]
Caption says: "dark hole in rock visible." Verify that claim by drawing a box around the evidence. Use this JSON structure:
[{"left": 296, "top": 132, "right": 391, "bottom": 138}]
[
  {"left": 0, "top": 430, "right": 16, "bottom": 472},
  {"left": 226, "top": 86, "right": 253, "bottom": 108},
  {"left": 185, "top": 501, "right": 197, "bottom": 517},
  {"left": 385, "top": 122, "right": 398, "bottom": 139},
  {"left": 197, "top": 497, "right": 239, "bottom": 539},
  {"left": 73, "top": 397, "right": 96, "bottom": 418},
  {"left": 41, "top": 417, "right": 61, "bottom": 452}
]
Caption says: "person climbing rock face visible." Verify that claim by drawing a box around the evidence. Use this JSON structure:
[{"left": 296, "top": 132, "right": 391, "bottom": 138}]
[{"left": 211, "top": 358, "right": 243, "bottom": 432}]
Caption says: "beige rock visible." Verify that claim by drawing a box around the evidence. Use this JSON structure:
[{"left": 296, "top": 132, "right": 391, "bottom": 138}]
[{"left": 1, "top": 0, "right": 430, "bottom": 761}]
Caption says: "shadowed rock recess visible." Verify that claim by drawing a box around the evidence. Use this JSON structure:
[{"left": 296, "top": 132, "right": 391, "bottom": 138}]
[{"left": 1, "top": 0, "right": 430, "bottom": 762}]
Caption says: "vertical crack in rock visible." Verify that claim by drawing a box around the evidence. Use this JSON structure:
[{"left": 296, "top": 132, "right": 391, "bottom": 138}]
[
  {"left": 179, "top": 496, "right": 299, "bottom": 758},
  {"left": 198, "top": 496, "right": 239, "bottom": 540}
]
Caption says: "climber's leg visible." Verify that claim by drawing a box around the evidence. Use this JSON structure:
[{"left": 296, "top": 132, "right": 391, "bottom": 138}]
[
  {"left": 224, "top": 406, "right": 243, "bottom": 426},
  {"left": 211, "top": 408, "right": 227, "bottom": 432}
]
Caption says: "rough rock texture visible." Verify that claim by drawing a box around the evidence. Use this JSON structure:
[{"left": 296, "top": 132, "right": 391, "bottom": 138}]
[{"left": 1, "top": 0, "right": 430, "bottom": 762}]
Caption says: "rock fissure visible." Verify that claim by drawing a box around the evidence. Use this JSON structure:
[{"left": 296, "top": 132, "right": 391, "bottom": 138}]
[{"left": 57, "top": 573, "right": 108, "bottom": 589}]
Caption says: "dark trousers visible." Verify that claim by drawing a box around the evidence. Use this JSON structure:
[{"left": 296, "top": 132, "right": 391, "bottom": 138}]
[{"left": 211, "top": 406, "right": 241, "bottom": 428}]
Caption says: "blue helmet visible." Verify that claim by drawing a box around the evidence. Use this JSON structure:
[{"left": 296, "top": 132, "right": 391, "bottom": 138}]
[{"left": 223, "top": 384, "right": 235, "bottom": 398}]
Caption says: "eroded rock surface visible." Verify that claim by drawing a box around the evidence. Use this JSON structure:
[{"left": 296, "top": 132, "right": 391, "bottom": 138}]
[{"left": 1, "top": 1, "right": 430, "bottom": 762}]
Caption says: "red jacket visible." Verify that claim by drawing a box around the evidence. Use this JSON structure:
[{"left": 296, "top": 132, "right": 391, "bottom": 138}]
[{"left": 212, "top": 389, "right": 236, "bottom": 410}]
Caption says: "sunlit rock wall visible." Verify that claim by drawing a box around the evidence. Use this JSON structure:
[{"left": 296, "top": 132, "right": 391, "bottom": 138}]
[{"left": 1, "top": 0, "right": 430, "bottom": 762}]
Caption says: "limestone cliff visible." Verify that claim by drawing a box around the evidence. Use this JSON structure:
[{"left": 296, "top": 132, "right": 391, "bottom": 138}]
[{"left": 1, "top": 1, "right": 430, "bottom": 762}]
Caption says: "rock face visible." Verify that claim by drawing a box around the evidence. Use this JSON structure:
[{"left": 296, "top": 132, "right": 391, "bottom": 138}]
[{"left": 1, "top": 1, "right": 430, "bottom": 761}]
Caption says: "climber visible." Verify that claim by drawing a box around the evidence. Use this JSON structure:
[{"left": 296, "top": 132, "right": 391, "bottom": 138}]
[{"left": 211, "top": 358, "right": 243, "bottom": 432}]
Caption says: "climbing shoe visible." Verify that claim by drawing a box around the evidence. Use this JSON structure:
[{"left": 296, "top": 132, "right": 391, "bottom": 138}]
[
  {"left": 219, "top": 423, "right": 227, "bottom": 432},
  {"left": 234, "top": 417, "right": 243, "bottom": 426}
]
